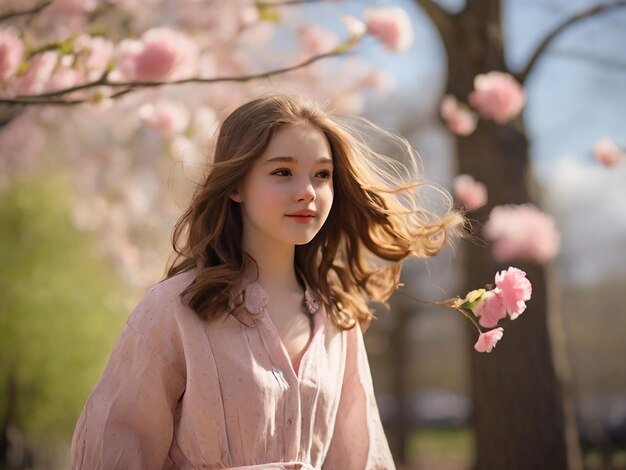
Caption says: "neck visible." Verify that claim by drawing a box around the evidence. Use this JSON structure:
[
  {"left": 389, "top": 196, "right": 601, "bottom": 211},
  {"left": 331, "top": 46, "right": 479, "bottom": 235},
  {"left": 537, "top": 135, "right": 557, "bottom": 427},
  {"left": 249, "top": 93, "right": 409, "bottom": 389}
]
[{"left": 242, "top": 240, "right": 299, "bottom": 291}]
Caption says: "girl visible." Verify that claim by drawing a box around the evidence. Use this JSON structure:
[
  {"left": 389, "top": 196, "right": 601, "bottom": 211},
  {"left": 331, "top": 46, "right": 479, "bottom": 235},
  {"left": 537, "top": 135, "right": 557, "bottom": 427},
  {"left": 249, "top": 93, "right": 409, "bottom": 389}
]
[{"left": 71, "top": 93, "right": 462, "bottom": 469}]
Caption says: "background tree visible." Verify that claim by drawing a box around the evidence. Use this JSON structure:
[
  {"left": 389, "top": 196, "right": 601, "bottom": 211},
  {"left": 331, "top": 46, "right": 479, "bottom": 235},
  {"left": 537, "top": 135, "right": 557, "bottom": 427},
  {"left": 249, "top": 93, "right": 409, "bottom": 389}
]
[{"left": 413, "top": 0, "right": 625, "bottom": 468}]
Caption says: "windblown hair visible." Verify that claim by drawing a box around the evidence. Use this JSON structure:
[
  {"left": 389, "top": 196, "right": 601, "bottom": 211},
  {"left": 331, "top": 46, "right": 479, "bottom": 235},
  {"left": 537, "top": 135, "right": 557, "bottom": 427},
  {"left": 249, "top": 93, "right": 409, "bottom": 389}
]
[{"left": 166, "top": 93, "right": 464, "bottom": 330}]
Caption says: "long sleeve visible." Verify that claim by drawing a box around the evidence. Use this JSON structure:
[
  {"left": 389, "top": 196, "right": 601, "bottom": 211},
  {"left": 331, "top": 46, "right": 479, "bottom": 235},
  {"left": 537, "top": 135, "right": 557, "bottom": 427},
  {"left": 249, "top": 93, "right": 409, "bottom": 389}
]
[
  {"left": 322, "top": 324, "right": 396, "bottom": 470},
  {"left": 71, "top": 289, "right": 186, "bottom": 470}
]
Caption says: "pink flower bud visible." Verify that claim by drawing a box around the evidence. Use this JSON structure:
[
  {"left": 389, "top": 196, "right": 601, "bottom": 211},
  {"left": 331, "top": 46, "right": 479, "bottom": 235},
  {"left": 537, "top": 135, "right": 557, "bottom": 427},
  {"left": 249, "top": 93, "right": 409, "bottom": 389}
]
[
  {"left": 473, "top": 290, "right": 506, "bottom": 328},
  {"left": 0, "top": 28, "right": 25, "bottom": 84},
  {"left": 364, "top": 7, "right": 414, "bottom": 52},
  {"left": 341, "top": 16, "right": 366, "bottom": 41},
  {"left": 495, "top": 267, "right": 532, "bottom": 320},
  {"left": 468, "top": 71, "right": 525, "bottom": 124},
  {"left": 440, "top": 95, "right": 478, "bottom": 136},
  {"left": 484, "top": 204, "right": 560, "bottom": 264},
  {"left": 592, "top": 137, "right": 626, "bottom": 167},
  {"left": 453, "top": 174, "right": 487, "bottom": 211},
  {"left": 116, "top": 27, "right": 199, "bottom": 81},
  {"left": 474, "top": 328, "right": 504, "bottom": 353}
]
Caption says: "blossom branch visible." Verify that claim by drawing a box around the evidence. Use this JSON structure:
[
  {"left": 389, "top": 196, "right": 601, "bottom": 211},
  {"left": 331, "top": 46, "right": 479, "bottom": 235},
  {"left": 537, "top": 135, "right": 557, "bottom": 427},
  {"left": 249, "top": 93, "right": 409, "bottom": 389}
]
[
  {"left": 0, "top": 1, "right": 52, "bottom": 22},
  {"left": 260, "top": 0, "right": 326, "bottom": 6},
  {"left": 518, "top": 0, "right": 626, "bottom": 84},
  {"left": 0, "top": 49, "right": 345, "bottom": 106}
]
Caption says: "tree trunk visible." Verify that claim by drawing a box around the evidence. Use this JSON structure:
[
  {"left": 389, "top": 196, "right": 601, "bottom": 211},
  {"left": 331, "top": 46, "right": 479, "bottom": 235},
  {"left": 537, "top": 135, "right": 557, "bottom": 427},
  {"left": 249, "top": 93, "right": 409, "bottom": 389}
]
[{"left": 444, "top": 1, "right": 582, "bottom": 468}]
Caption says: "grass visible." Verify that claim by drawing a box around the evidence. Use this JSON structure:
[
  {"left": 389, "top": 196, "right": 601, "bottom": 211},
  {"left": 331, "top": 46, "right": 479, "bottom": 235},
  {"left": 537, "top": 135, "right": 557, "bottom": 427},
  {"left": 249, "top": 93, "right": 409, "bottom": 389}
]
[{"left": 404, "top": 427, "right": 473, "bottom": 470}]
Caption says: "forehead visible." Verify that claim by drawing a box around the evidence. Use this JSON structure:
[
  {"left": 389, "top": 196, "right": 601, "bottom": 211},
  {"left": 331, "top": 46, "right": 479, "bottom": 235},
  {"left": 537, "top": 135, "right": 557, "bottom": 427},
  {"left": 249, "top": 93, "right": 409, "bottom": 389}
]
[{"left": 262, "top": 123, "right": 332, "bottom": 160}]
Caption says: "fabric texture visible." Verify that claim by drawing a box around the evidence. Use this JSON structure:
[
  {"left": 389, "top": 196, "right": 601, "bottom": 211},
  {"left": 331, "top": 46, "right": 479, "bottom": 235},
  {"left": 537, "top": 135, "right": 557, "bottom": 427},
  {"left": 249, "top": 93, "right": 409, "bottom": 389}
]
[{"left": 71, "top": 270, "right": 395, "bottom": 469}]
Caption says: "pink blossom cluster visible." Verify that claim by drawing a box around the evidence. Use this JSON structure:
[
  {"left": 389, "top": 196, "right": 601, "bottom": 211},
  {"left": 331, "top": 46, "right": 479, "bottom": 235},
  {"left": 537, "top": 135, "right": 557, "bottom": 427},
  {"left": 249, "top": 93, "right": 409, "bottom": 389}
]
[
  {"left": 364, "top": 7, "right": 414, "bottom": 52},
  {"left": 469, "top": 72, "right": 526, "bottom": 124},
  {"left": 440, "top": 95, "right": 477, "bottom": 136},
  {"left": 592, "top": 137, "right": 626, "bottom": 167},
  {"left": 440, "top": 71, "right": 526, "bottom": 136},
  {"left": 458, "top": 267, "right": 532, "bottom": 352},
  {"left": 117, "top": 27, "right": 199, "bottom": 81},
  {"left": 0, "top": 28, "right": 24, "bottom": 84},
  {"left": 1, "top": 26, "right": 200, "bottom": 97},
  {"left": 484, "top": 204, "right": 561, "bottom": 264},
  {"left": 452, "top": 174, "right": 487, "bottom": 211},
  {"left": 1, "top": 30, "right": 115, "bottom": 96}
]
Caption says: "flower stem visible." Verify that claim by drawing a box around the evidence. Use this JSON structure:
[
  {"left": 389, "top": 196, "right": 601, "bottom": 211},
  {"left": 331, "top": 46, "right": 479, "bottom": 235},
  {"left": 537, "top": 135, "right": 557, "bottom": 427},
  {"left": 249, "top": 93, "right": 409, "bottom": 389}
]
[{"left": 395, "top": 288, "right": 483, "bottom": 335}]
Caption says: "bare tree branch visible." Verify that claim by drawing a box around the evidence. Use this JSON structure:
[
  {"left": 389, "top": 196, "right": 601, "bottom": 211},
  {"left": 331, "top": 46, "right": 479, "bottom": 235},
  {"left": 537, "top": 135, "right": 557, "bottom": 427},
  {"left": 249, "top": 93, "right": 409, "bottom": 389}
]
[
  {"left": 415, "top": 0, "right": 456, "bottom": 56},
  {"left": 0, "top": 49, "right": 346, "bottom": 106},
  {"left": 0, "top": 1, "right": 52, "bottom": 22},
  {"left": 517, "top": 1, "right": 626, "bottom": 84},
  {"left": 550, "top": 47, "right": 626, "bottom": 71}
]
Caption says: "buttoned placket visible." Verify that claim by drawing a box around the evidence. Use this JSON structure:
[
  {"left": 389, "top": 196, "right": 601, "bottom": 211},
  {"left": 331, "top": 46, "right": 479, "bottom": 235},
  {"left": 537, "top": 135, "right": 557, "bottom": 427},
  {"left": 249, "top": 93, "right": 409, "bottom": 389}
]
[{"left": 242, "top": 280, "right": 323, "bottom": 463}]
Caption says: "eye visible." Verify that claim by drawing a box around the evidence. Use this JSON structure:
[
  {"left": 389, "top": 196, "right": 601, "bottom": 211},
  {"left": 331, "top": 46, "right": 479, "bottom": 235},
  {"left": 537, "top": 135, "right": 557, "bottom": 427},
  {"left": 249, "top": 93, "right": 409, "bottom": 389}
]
[
  {"left": 316, "top": 170, "right": 333, "bottom": 179},
  {"left": 272, "top": 169, "right": 291, "bottom": 177}
]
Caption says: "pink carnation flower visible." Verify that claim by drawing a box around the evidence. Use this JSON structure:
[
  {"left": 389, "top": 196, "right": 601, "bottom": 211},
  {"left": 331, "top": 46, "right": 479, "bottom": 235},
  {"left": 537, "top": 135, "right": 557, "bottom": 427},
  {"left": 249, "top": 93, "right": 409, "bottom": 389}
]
[
  {"left": 453, "top": 174, "right": 487, "bottom": 211},
  {"left": 117, "top": 27, "right": 199, "bottom": 81},
  {"left": 473, "top": 290, "right": 506, "bottom": 328},
  {"left": 364, "top": 7, "right": 414, "bottom": 52},
  {"left": 474, "top": 328, "right": 504, "bottom": 353},
  {"left": 468, "top": 71, "right": 525, "bottom": 124},
  {"left": 592, "top": 137, "right": 626, "bottom": 167},
  {"left": 0, "top": 28, "right": 25, "bottom": 84},
  {"left": 440, "top": 95, "right": 478, "bottom": 136},
  {"left": 495, "top": 267, "right": 532, "bottom": 320},
  {"left": 484, "top": 204, "right": 560, "bottom": 264}
]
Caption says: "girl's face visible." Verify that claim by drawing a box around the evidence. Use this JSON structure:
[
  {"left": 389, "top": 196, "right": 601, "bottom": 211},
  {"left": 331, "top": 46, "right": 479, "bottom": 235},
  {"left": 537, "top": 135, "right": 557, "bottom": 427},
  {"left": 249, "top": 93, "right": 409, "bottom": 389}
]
[{"left": 231, "top": 123, "right": 334, "bottom": 253}]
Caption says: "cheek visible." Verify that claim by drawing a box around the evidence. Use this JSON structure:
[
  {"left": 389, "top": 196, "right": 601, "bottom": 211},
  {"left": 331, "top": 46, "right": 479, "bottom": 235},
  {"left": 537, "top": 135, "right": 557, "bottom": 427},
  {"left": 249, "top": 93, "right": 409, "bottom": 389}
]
[
  {"left": 320, "top": 185, "right": 334, "bottom": 207},
  {"left": 245, "top": 182, "right": 285, "bottom": 208}
]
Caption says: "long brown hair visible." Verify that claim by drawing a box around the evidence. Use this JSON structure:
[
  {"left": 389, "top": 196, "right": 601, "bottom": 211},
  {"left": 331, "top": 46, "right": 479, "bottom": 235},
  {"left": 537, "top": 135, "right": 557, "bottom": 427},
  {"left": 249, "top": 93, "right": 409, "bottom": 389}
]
[{"left": 166, "top": 93, "right": 464, "bottom": 330}]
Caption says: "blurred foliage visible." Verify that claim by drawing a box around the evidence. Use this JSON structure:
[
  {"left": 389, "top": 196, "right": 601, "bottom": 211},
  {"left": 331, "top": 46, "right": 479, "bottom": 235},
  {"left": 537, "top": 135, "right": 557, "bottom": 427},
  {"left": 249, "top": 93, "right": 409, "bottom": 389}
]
[{"left": 0, "top": 176, "right": 132, "bottom": 445}]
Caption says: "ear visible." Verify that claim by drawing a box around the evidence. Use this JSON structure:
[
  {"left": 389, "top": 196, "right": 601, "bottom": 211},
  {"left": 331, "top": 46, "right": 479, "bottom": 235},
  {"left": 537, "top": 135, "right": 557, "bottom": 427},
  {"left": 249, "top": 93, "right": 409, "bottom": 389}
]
[{"left": 229, "top": 189, "right": 243, "bottom": 203}]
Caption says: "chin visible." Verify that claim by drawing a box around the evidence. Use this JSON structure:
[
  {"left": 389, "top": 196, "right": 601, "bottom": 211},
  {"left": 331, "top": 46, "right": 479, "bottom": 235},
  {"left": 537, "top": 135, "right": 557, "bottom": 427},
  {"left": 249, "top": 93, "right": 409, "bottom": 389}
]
[{"left": 292, "top": 232, "right": 320, "bottom": 246}]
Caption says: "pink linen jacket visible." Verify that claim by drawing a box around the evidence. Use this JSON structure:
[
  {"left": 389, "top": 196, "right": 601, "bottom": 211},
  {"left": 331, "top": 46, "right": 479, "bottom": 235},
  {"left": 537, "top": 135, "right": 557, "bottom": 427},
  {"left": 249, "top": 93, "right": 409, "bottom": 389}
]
[{"left": 71, "top": 270, "right": 395, "bottom": 469}]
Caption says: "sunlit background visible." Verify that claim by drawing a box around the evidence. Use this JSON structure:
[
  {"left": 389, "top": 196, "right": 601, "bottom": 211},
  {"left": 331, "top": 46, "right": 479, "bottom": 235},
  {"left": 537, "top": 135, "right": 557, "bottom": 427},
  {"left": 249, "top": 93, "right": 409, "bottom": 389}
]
[{"left": 1, "top": 0, "right": 625, "bottom": 469}]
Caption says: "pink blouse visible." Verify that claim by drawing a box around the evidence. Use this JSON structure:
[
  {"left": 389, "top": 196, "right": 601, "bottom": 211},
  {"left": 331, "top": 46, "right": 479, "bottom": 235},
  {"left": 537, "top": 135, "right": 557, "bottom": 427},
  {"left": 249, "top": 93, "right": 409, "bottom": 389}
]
[{"left": 71, "top": 270, "right": 395, "bottom": 469}]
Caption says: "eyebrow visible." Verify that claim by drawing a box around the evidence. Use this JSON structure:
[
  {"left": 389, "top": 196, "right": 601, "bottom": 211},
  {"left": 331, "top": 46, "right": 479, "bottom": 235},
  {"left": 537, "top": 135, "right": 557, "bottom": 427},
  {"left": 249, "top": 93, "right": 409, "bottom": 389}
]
[{"left": 263, "top": 156, "right": 333, "bottom": 165}]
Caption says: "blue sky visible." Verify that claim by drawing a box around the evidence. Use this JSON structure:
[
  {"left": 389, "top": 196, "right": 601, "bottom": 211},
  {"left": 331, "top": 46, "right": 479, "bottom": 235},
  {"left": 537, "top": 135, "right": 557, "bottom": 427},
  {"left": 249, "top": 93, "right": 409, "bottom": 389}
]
[{"left": 296, "top": 0, "right": 626, "bottom": 286}]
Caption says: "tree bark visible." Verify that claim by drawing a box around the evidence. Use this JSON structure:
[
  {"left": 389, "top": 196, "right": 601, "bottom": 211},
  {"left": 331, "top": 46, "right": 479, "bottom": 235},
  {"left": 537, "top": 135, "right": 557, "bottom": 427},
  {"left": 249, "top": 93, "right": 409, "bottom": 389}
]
[{"left": 441, "top": 1, "right": 582, "bottom": 468}]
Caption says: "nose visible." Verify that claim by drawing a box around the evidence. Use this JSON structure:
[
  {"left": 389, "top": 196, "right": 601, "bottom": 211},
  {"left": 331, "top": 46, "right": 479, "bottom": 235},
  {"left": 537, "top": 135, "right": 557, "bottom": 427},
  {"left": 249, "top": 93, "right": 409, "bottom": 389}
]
[{"left": 294, "top": 179, "right": 316, "bottom": 202}]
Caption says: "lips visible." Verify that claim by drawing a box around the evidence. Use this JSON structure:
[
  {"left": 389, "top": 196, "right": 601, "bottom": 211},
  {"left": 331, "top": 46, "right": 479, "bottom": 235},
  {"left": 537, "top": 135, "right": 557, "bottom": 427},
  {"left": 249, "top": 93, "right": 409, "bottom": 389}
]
[
  {"left": 286, "top": 210, "right": 316, "bottom": 224},
  {"left": 286, "top": 210, "right": 316, "bottom": 217}
]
